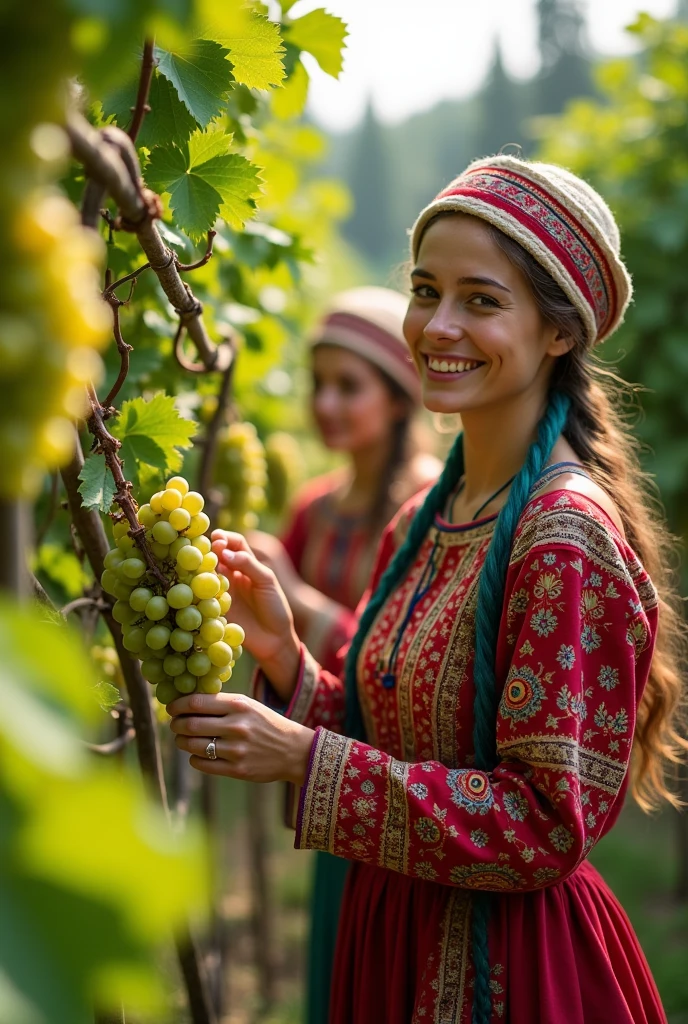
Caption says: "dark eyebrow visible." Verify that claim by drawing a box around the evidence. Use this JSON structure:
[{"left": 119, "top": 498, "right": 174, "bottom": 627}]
[{"left": 410, "top": 268, "right": 511, "bottom": 294}]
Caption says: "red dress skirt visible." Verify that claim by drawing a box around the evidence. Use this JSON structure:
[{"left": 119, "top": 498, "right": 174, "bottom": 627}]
[{"left": 331, "top": 859, "right": 666, "bottom": 1023}]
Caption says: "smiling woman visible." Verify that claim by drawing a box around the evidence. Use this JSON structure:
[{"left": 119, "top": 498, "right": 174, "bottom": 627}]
[{"left": 170, "top": 156, "right": 686, "bottom": 1024}]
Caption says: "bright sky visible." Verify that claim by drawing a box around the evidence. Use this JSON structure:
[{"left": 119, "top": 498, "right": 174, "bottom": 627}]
[{"left": 284, "top": 0, "right": 679, "bottom": 131}]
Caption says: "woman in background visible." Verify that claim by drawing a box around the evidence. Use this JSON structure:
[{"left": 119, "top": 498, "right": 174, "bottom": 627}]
[{"left": 248, "top": 286, "right": 440, "bottom": 1023}]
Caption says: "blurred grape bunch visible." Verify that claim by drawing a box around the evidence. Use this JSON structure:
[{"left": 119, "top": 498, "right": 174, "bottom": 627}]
[
  {"left": 265, "top": 430, "right": 306, "bottom": 516},
  {"left": 0, "top": 599, "right": 207, "bottom": 1024},
  {"left": 214, "top": 421, "right": 268, "bottom": 531}
]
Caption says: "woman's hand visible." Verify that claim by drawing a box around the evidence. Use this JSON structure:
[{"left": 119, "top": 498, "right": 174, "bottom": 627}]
[
  {"left": 211, "top": 530, "right": 300, "bottom": 698},
  {"left": 168, "top": 691, "right": 315, "bottom": 785},
  {"left": 245, "top": 530, "right": 304, "bottom": 612}
]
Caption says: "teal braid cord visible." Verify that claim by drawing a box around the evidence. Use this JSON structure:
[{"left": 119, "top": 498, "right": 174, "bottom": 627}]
[
  {"left": 471, "top": 892, "right": 493, "bottom": 1024},
  {"left": 471, "top": 390, "right": 571, "bottom": 771},
  {"left": 343, "top": 432, "right": 465, "bottom": 739}
]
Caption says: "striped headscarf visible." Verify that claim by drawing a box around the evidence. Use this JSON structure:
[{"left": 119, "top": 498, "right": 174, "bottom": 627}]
[
  {"left": 310, "top": 286, "right": 420, "bottom": 401},
  {"left": 410, "top": 156, "right": 632, "bottom": 346}
]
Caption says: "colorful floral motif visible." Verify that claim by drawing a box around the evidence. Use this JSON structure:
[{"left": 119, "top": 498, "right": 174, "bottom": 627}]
[{"left": 272, "top": 489, "right": 658, "bottom": 1023}]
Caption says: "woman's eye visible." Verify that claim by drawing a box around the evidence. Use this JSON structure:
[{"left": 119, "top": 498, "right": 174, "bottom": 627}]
[
  {"left": 470, "top": 294, "right": 500, "bottom": 308},
  {"left": 411, "top": 284, "right": 438, "bottom": 299}
]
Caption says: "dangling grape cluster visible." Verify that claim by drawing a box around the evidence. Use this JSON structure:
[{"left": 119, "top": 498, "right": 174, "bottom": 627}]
[
  {"left": 265, "top": 431, "right": 305, "bottom": 516},
  {"left": 214, "top": 421, "right": 267, "bottom": 532},
  {"left": 100, "top": 475, "right": 244, "bottom": 706}
]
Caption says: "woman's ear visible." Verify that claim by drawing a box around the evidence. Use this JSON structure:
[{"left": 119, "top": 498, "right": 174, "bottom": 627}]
[{"left": 547, "top": 330, "right": 576, "bottom": 358}]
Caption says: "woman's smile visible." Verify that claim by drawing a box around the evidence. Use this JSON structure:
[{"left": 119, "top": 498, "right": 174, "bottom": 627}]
[{"left": 422, "top": 353, "right": 486, "bottom": 381}]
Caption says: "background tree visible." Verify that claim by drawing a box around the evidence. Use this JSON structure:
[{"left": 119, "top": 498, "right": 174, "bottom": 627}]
[{"left": 341, "top": 101, "right": 394, "bottom": 265}]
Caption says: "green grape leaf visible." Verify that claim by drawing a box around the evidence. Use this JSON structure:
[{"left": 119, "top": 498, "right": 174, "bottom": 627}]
[
  {"left": 110, "top": 394, "right": 197, "bottom": 484},
  {"left": 226, "top": 13, "right": 285, "bottom": 90},
  {"left": 78, "top": 455, "right": 117, "bottom": 513},
  {"left": 154, "top": 39, "right": 234, "bottom": 128},
  {"left": 272, "top": 58, "right": 309, "bottom": 119},
  {"left": 103, "top": 72, "right": 197, "bottom": 148},
  {"left": 197, "top": 5, "right": 285, "bottom": 89},
  {"left": 92, "top": 681, "right": 121, "bottom": 713},
  {"left": 146, "top": 128, "right": 263, "bottom": 238},
  {"left": 286, "top": 9, "right": 348, "bottom": 79}
]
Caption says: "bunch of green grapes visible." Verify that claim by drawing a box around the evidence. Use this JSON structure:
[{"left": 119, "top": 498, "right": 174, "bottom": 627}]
[
  {"left": 0, "top": 163, "right": 109, "bottom": 498},
  {"left": 214, "top": 421, "right": 267, "bottom": 532},
  {"left": 264, "top": 431, "right": 305, "bottom": 516},
  {"left": 100, "top": 475, "right": 245, "bottom": 706}
]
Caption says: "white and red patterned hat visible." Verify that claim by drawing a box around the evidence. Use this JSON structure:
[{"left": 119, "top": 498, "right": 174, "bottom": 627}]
[
  {"left": 311, "top": 286, "right": 420, "bottom": 402},
  {"left": 410, "top": 156, "right": 632, "bottom": 346}
]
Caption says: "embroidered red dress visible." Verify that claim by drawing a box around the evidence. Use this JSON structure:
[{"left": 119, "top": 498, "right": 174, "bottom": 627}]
[{"left": 257, "top": 488, "right": 666, "bottom": 1023}]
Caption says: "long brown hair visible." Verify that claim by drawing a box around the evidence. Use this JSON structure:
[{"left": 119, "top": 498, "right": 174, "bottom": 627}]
[{"left": 487, "top": 223, "right": 688, "bottom": 811}]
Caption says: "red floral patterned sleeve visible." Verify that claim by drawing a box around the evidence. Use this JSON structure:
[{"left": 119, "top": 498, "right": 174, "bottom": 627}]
[{"left": 294, "top": 501, "right": 658, "bottom": 891}]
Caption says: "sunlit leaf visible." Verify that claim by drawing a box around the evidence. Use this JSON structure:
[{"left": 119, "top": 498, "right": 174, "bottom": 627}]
[
  {"left": 286, "top": 9, "right": 347, "bottom": 79},
  {"left": 154, "top": 38, "right": 234, "bottom": 128},
  {"left": 78, "top": 455, "right": 116, "bottom": 513}
]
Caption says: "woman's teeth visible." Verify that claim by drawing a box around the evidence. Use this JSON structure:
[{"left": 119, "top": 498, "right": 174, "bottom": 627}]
[{"left": 427, "top": 357, "right": 481, "bottom": 374}]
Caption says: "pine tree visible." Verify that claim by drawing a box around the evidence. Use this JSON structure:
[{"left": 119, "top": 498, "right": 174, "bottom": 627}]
[
  {"left": 475, "top": 41, "right": 522, "bottom": 159},
  {"left": 343, "top": 101, "right": 394, "bottom": 263},
  {"left": 535, "top": 0, "right": 592, "bottom": 115}
]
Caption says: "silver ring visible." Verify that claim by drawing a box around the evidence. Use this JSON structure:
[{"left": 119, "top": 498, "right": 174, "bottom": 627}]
[{"left": 205, "top": 738, "right": 218, "bottom": 760}]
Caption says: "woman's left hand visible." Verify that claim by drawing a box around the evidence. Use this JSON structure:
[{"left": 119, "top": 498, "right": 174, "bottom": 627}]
[{"left": 167, "top": 692, "right": 315, "bottom": 785}]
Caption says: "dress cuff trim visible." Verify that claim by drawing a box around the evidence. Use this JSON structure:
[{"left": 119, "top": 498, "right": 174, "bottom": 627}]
[{"left": 295, "top": 726, "right": 352, "bottom": 852}]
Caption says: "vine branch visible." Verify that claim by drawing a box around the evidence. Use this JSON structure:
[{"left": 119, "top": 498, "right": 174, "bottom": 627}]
[
  {"left": 128, "top": 39, "right": 156, "bottom": 144},
  {"left": 66, "top": 112, "right": 233, "bottom": 374}
]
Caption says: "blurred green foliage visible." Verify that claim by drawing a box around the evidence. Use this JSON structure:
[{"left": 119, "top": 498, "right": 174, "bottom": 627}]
[{"left": 537, "top": 13, "right": 688, "bottom": 555}]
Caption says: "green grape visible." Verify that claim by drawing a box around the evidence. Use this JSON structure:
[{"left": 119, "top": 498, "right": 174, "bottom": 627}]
[
  {"left": 207, "top": 641, "right": 232, "bottom": 668},
  {"left": 170, "top": 627, "right": 194, "bottom": 652},
  {"left": 177, "top": 544, "right": 203, "bottom": 571},
  {"left": 218, "top": 573, "right": 229, "bottom": 595},
  {"left": 104, "top": 548, "right": 125, "bottom": 571},
  {"left": 213, "top": 421, "right": 268, "bottom": 532},
  {"left": 100, "top": 569, "right": 119, "bottom": 597},
  {"left": 196, "top": 598, "right": 221, "bottom": 619},
  {"left": 223, "top": 623, "right": 245, "bottom": 647},
  {"left": 185, "top": 512, "right": 209, "bottom": 539},
  {"left": 145, "top": 596, "right": 169, "bottom": 621},
  {"left": 175, "top": 671, "right": 196, "bottom": 694},
  {"left": 121, "top": 557, "right": 146, "bottom": 579},
  {"left": 232, "top": 644, "right": 243, "bottom": 661},
  {"left": 195, "top": 633, "right": 210, "bottom": 649},
  {"left": 169, "top": 507, "right": 191, "bottom": 531},
  {"left": 170, "top": 536, "right": 191, "bottom": 558},
  {"left": 199, "top": 552, "right": 218, "bottom": 573},
  {"left": 198, "top": 673, "right": 222, "bottom": 694},
  {"left": 112, "top": 600, "right": 138, "bottom": 625},
  {"left": 166, "top": 476, "right": 189, "bottom": 496},
  {"left": 191, "top": 535, "right": 212, "bottom": 555},
  {"left": 191, "top": 572, "right": 220, "bottom": 600},
  {"left": 152, "top": 520, "right": 177, "bottom": 545},
  {"left": 141, "top": 658, "right": 166, "bottom": 684},
  {"left": 113, "top": 521, "right": 130, "bottom": 540},
  {"left": 146, "top": 624, "right": 171, "bottom": 650},
  {"left": 167, "top": 583, "right": 194, "bottom": 609},
  {"left": 161, "top": 488, "right": 182, "bottom": 511},
  {"left": 151, "top": 541, "right": 170, "bottom": 559},
  {"left": 155, "top": 679, "right": 180, "bottom": 706},
  {"left": 175, "top": 606, "right": 202, "bottom": 631},
  {"left": 218, "top": 591, "right": 232, "bottom": 615},
  {"left": 129, "top": 586, "right": 153, "bottom": 612},
  {"left": 181, "top": 490, "right": 204, "bottom": 515},
  {"left": 148, "top": 644, "right": 170, "bottom": 660},
  {"left": 116, "top": 535, "right": 135, "bottom": 552},
  {"left": 218, "top": 666, "right": 233, "bottom": 682},
  {"left": 137, "top": 503, "right": 157, "bottom": 527},
  {"left": 113, "top": 579, "right": 135, "bottom": 602},
  {"left": 122, "top": 626, "right": 147, "bottom": 653},
  {"left": 163, "top": 653, "right": 186, "bottom": 677},
  {"left": 200, "top": 617, "right": 224, "bottom": 644},
  {"left": 149, "top": 491, "right": 165, "bottom": 514},
  {"left": 187, "top": 651, "right": 212, "bottom": 677}
]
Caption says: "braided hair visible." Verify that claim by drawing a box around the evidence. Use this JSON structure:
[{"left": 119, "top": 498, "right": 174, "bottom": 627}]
[{"left": 343, "top": 390, "right": 571, "bottom": 1024}]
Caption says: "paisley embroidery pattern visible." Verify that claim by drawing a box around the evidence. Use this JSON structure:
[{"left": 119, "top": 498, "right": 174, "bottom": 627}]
[{"left": 500, "top": 665, "right": 547, "bottom": 724}]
